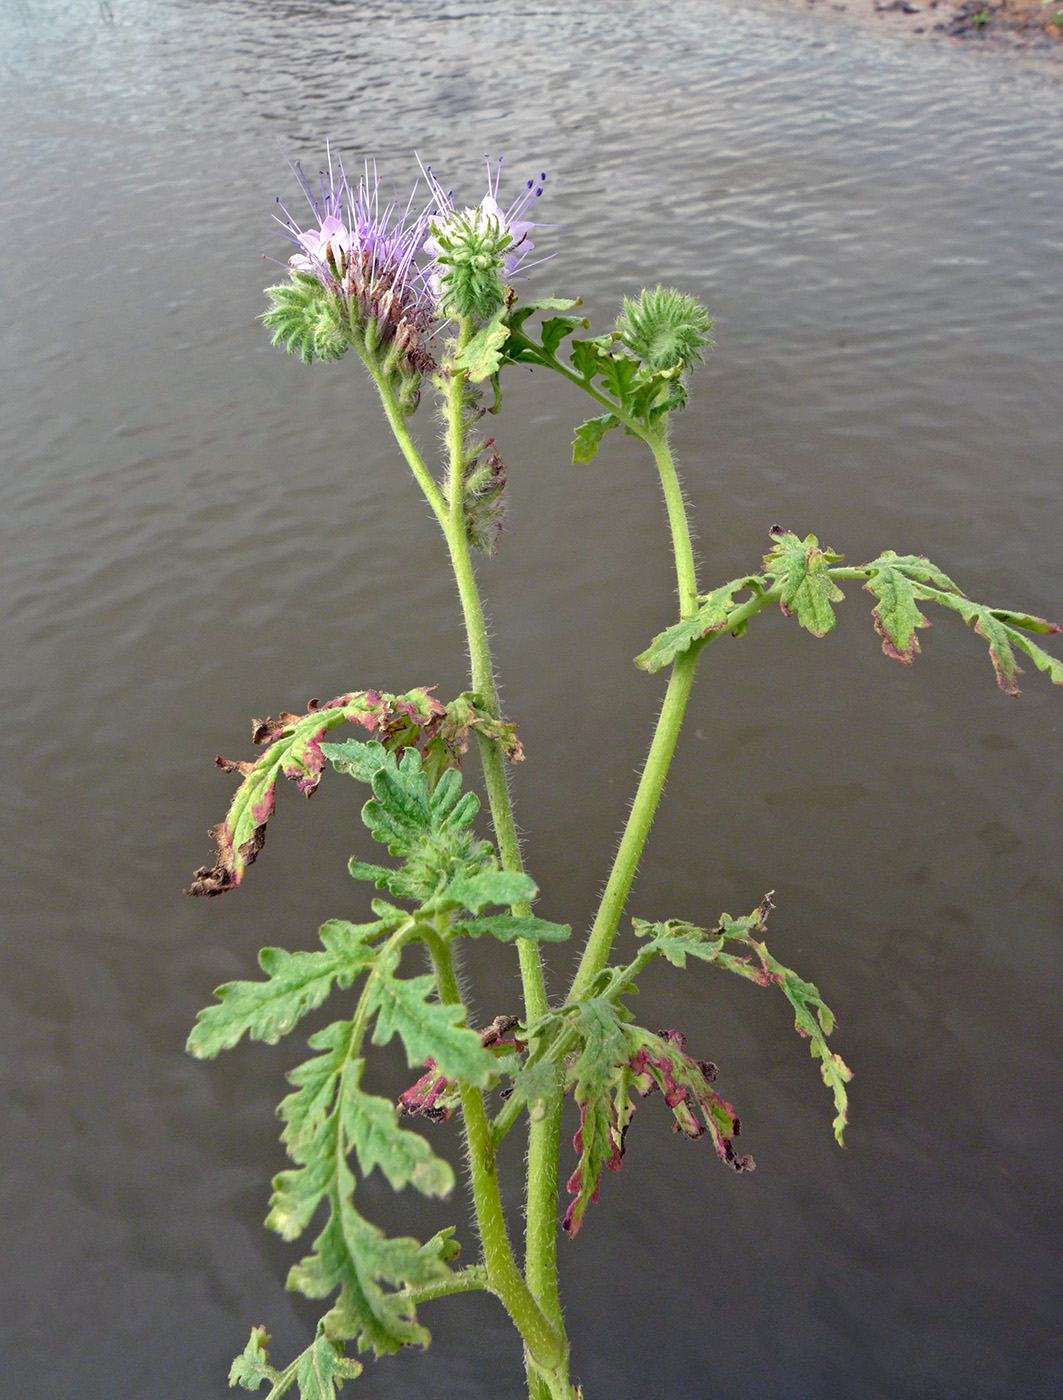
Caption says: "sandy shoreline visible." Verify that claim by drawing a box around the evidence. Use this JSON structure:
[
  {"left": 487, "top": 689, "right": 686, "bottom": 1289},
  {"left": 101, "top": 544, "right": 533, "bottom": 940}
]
[{"left": 762, "top": 0, "right": 1063, "bottom": 61}]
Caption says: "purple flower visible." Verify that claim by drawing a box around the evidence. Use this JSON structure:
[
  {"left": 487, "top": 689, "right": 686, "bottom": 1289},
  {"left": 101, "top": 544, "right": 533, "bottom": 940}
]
[{"left": 273, "top": 148, "right": 436, "bottom": 372}]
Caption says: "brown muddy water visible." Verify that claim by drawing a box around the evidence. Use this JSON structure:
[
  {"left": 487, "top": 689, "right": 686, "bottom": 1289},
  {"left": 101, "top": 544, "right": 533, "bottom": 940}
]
[{"left": 2, "top": 1, "right": 1062, "bottom": 1396}]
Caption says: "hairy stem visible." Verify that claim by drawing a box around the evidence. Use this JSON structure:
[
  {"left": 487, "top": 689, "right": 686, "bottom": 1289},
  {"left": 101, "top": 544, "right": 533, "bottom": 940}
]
[
  {"left": 568, "top": 649, "right": 699, "bottom": 999},
  {"left": 424, "top": 930, "right": 563, "bottom": 1369},
  {"left": 440, "top": 330, "right": 564, "bottom": 1391},
  {"left": 569, "top": 427, "right": 701, "bottom": 998}
]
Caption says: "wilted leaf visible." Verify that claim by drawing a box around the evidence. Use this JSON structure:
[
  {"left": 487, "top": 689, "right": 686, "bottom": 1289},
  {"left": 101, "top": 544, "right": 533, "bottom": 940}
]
[
  {"left": 635, "top": 896, "right": 850, "bottom": 1144},
  {"left": 187, "top": 689, "right": 447, "bottom": 897},
  {"left": 911, "top": 585, "right": 1063, "bottom": 696}
]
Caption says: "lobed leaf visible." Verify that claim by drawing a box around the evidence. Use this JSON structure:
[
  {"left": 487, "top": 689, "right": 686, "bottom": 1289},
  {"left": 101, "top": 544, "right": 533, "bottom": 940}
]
[
  {"left": 289, "top": 1162, "right": 446, "bottom": 1356},
  {"left": 572, "top": 413, "right": 619, "bottom": 464},
  {"left": 451, "top": 913, "right": 570, "bottom": 943},
  {"left": 861, "top": 552, "right": 933, "bottom": 663},
  {"left": 294, "top": 1338, "right": 363, "bottom": 1400},
  {"left": 635, "top": 575, "right": 764, "bottom": 672},
  {"left": 452, "top": 307, "right": 510, "bottom": 383},
  {"left": 229, "top": 1327, "right": 282, "bottom": 1392},
  {"left": 439, "top": 869, "right": 538, "bottom": 914},
  {"left": 337, "top": 1058, "right": 454, "bottom": 1197},
  {"left": 367, "top": 949, "right": 498, "bottom": 1086},
  {"left": 187, "top": 920, "right": 383, "bottom": 1059},
  {"left": 763, "top": 528, "right": 845, "bottom": 637}
]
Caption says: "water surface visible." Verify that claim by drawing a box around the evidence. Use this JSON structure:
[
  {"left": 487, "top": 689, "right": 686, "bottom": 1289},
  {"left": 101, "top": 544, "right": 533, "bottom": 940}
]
[{"left": 2, "top": 2, "right": 1062, "bottom": 1396}]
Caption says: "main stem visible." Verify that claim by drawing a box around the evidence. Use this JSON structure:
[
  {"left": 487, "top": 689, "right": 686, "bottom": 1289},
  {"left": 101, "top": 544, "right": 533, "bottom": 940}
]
[
  {"left": 424, "top": 929, "right": 563, "bottom": 1370},
  {"left": 441, "top": 335, "right": 567, "bottom": 1380}
]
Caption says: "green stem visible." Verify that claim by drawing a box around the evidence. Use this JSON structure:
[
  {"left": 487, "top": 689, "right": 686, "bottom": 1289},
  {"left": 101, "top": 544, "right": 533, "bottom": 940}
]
[
  {"left": 393, "top": 1265, "right": 490, "bottom": 1306},
  {"left": 569, "top": 426, "right": 702, "bottom": 999},
  {"left": 568, "top": 649, "right": 699, "bottom": 1000},
  {"left": 441, "top": 331, "right": 563, "bottom": 1385},
  {"left": 423, "top": 930, "right": 563, "bottom": 1370},
  {"left": 366, "top": 360, "right": 448, "bottom": 529},
  {"left": 648, "top": 426, "right": 699, "bottom": 616}
]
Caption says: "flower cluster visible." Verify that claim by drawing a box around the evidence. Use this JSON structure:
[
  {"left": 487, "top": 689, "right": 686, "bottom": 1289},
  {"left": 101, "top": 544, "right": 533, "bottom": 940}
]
[
  {"left": 264, "top": 149, "right": 548, "bottom": 381},
  {"left": 270, "top": 151, "right": 436, "bottom": 377}
]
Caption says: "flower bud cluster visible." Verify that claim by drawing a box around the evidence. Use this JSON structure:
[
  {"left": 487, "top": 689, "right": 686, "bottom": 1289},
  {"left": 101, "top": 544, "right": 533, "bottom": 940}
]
[
  {"left": 616, "top": 286, "right": 714, "bottom": 374},
  {"left": 423, "top": 158, "right": 545, "bottom": 322}
]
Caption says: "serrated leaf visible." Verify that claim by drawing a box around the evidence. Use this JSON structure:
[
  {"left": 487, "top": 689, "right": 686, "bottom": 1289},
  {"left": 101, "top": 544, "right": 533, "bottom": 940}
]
[
  {"left": 572, "top": 413, "right": 619, "bottom": 464},
  {"left": 187, "top": 925, "right": 379, "bottom": 1059},
  {"left": 294, "top": 1337, "right": 362, "bottom": 1400},
  {"left": 338, "top": 1059, "right": 454, "bottom": 1197},
  {"left": 453, "top": 308, "right": 510, "bottom": 383},
  {"left": 862, "top": 552, "right": 932, "bottom": 663},
  {"left": 764, "top": 529, "right": 845, "bottom": 637},
  {"left": 635, "top": 576, "right": 763, "bottom": 672},
  {"left": 320, "top": 739, "right": 392, "bottom": 782},
  {"left": 441, "top": 868, "right": 538, "bottom": 914},
  {"left": 452, "top": 914, "right": 570, "bottom": 943},
  {"left": 290, "top": 1169, "right": 438, "bottom": 1356},
  {"left": 368, "top": 949, "right": 497, "bottom": 1086},
  {"left": 229, "top": 1326, "right": 281, "bottom": 1391}
]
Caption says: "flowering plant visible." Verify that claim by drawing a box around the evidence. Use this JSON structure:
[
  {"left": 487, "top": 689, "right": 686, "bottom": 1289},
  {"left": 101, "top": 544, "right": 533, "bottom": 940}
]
[{"left": 186, "top": 151, "right": 1063, "bottom": 1400}]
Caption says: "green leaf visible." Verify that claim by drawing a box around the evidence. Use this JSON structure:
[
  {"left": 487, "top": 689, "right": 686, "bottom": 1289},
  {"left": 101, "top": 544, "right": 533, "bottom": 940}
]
[
  {"left": 187, "top": 922, "right": 381, "bottom": 1059},
  {"left": 635, "top": 576, "right": 764, "bottom": 672},
  {"left": 294, "top": 1337, "right": 362, "bottom": 1400},
  {"left": 911, "top": 585, "right": 1063, "bottom": 696},
  {"left": 229, "top": 1327, "right": 281, "bottom": 1392},
  {"left": 763, "top": 529, "right": 845, "bottom": 637},
  {"left": 367, "top": 949, "right": 498, "bottom": 1086},
  {"left": 289, "top": 1166, "right": 440, "bottom": 1356},
  {"left": 441, "top": 869, "right": 539, "bottom": 914},
  {"left": 861, "top": 552, "right": 932, "bottom": 663},
  {"left": 320, "top": 739, "right": 392, "bottom": 782},
  {"left": 572, "top": 413, "right": 619, "bottom": 464},
  {"left": 338, "top": 1059, "right": 454, "bottom": 1197},
  {"left": 453, "top": 308, "right": 510, "bottom": 383},
  {"left": 452, "top": 914, "right": 571, "bottom": 943}
]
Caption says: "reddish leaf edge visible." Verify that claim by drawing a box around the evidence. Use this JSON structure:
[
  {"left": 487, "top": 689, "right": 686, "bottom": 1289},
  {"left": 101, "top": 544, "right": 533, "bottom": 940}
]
[{"left": 187, "top": 688, "right": 523, "bottom": 898}]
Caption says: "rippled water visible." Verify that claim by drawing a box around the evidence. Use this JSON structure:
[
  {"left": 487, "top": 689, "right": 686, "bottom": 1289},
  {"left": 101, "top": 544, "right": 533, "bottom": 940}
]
[{"left": 3, "top": 1, "right": 1062, "bottom": 1396}]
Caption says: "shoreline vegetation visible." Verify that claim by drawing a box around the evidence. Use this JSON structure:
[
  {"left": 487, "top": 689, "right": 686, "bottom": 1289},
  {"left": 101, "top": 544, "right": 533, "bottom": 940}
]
[{"left": 759, "top": 0, "right": 1063, "bottom": 60}]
